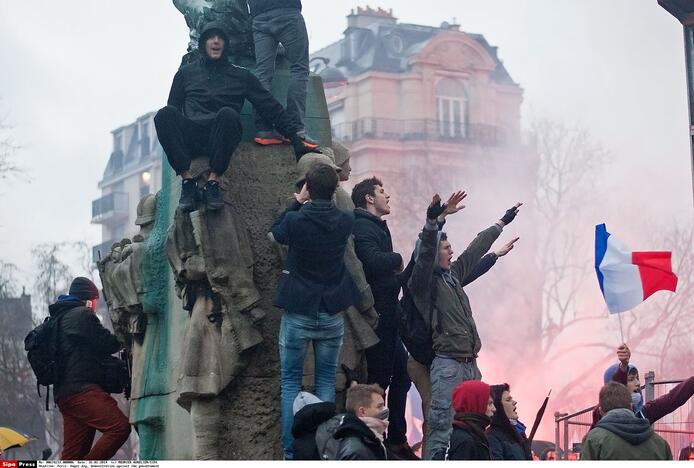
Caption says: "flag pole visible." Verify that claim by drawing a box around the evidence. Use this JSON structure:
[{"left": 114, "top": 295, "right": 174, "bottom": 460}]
[{"left": 617, "top": 312, "right": 625, "bottom": 344}]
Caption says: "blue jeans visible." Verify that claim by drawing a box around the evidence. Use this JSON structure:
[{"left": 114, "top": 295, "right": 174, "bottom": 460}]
[
  {"left": 252, "top": 8, "right": 309, "bottom": 132},
  {"left": 424, "top": 356, "right": 482, "bottom": 460},
  {"left": 279, "top": 311, "right": 343, "bottom": 459}
]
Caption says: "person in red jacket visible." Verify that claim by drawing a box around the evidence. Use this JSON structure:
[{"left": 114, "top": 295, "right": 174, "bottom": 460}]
[{"left": 591, "top": 343, "right": 694, "bottom": 427}]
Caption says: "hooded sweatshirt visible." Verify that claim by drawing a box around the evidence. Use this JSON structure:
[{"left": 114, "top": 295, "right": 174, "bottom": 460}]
[
  {"left": 166, "top": 22, "right": 299, "bottom": 134},
  {"left": 581, "top": 408, "right": 672, "bottom": 460},
  {"left": 271, "top": 199, "right": 361, "bottom": 315}
]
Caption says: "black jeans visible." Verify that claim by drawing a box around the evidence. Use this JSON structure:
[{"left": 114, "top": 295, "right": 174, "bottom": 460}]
[
  {"left": 365, "top": 325, "right": 412, "bottom": 444},
  {"left": 252, "top": 8, "right": 309, "bottom": 132},
  {"left": 154, "top": 105, "right": 243, "bottom": 175}
]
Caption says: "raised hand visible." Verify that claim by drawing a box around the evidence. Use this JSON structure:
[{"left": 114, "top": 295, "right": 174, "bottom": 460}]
[
  {"left": 442, "top": 190, "right": 467, "bottom": 218},
  {"left": 617, "top": 343, "right": 631, "bottom": 368},
  {"left": 426, "top": 194, "right": 444, "bottom": 220},
  {"left": 499, "top": 202, "right": 523, "bottom": 226},
  {"left": 495, "top": 237, "right": 520, "bottom": 257},
  {"left": 294, "top": 182, "right": 310, "bottom": 204}
]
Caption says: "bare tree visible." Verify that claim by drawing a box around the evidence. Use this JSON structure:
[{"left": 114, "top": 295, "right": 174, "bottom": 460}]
[
  {"left": 0, "top": 260, "right": 19, "bottom": 299},
  {"left": 32, "top": 243, "right": 73, "bottom": 312},
  {"left": 0, "top": 102, "right": 23, "bottom": 181}
]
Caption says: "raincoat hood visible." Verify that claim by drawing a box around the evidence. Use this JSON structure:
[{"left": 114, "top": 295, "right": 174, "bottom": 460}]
[{"left": 198, "top": 21, "right": 230, "bottom": 60}]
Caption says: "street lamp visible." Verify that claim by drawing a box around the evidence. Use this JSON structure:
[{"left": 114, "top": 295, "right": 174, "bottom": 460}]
[{"left": 658, "top": 0, "right": 694, "bottom": 203}]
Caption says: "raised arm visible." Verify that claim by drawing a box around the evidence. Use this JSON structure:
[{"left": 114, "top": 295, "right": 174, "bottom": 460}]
[
  {"left": 269, "top": 184, "right": 308, "bottom": 245},
  {"left": 450, "top": 203, "right": 521, "bottom": 282}
]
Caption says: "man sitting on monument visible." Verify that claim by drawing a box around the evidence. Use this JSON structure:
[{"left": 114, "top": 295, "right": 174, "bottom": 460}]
[
  {"left": 269, "top": 163, "right": 361, "bottom": 459},
  {"left": 154, "top": 21, "right": 317, "bottom": 212}
]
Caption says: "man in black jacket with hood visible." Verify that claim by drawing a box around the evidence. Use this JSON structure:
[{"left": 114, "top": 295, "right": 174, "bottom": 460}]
[
  {"left": 51, "top": 277, "right": 130, "bottom": 460},
  {"left": 155, "top": 21, "right": 316, "bottom": 212}
]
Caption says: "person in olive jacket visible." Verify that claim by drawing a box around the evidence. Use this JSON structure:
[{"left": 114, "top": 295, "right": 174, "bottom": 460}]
[
  {"left": 409, "top": 192, "right": 522, "bottom": 459},
  {"left": 155, "top": 21, "right": 316, "bottom": 212},
  {"left": 52, "top": 277, "right": 130, "bottom": 460},
  {"left": 488, "top": 383, "right": 533, "bottom": 460}
]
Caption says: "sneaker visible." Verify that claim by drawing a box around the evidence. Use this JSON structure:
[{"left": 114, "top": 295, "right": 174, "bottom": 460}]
[
  {"left": 385, "top": 442, "right": 420, "bottom": 460},
  {"left": 296, "top": 130, "right": 319, "bottom": 149},
  {"left": 203, "top": 180, "right": 224, "bottom": 211},
  {"left": 179, "top": 178, "right": 197, "bottom": 212},
  {"left": 254, "top": 130, "right": 284, "bottom": 146}
]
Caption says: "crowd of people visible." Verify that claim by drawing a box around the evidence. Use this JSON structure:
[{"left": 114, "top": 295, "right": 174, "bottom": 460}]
[{"left": 29, "top": 1, "right": 694, "bottom": 462}]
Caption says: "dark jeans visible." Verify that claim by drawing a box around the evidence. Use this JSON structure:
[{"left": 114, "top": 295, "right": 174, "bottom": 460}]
[
  {"left": 365, "top": 325, "right": 412, "bottom": 445},
  {"left": 57, "top": 387, "right": 131, "bottom": 460},
  {"left": 252, "top": 8, "right": 309, "bottom": 132},
  {"left": 154, "top": 105, "right": 242, "bottom": 176}
]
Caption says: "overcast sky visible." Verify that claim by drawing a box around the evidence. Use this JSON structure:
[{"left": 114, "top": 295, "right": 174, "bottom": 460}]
[{"left": 0, "top": 0, "right": 692, "bottom": 288}]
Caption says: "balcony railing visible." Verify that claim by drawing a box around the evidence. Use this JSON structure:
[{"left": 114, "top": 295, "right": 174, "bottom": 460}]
[
  {"left": 331, "top": 118, "right": 508, "bottom": 146},
  {"left": 91, "top": 192, "right": 129, "bottom": 224}
]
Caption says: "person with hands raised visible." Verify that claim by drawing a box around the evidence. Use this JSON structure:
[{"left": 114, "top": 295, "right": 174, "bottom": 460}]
[{"left": 407, "top": 192, "right": 523, "bottom": 459}]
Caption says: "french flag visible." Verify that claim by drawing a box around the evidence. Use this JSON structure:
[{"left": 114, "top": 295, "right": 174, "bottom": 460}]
[{"left": 595, "top": 224, "right": 678, "bottom": 314}]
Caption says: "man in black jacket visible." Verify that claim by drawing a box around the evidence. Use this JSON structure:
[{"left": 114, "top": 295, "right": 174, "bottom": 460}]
[
  {"left": 350, "top": 177, "right": 417, "bottom": 459},
  {"left": 155, "top": 21, "right": 316, "bottom": 212},
  {"left": 334, "top": 384, "right": 389, "bottom": 460},
  {"left": 270, "top": 163, "right": 361, "bottom": 459},
  {"left": 52, "top": 277, "right": 130, "bottom": 460},
  {"left": 247, "top": 0, "right": 317, "bottom": 147}
]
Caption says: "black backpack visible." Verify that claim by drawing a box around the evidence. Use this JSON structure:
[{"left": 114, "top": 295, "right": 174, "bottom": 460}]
[
  {"left": 398, "top": 258, "right": 436, "bottom": 367},
  {"left": 24, "top": 311, "right": 67, "bottom": 410}
]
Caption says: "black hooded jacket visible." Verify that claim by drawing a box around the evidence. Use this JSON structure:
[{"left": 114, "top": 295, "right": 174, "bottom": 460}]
[
  {"left": 333, "top": 413, "right": 387, "bottom": 460},
  {"left": 291, "top": 402, "right": 336, "bottom": 460},
  {"left": 166, "top": 22, "right": 299, "bottom": 134},
  {"left": 271, "top": 199, "right": 360, "bottom": 315},
  {"left": 50, "top": 299, "right": 122, "bottom": 401}
]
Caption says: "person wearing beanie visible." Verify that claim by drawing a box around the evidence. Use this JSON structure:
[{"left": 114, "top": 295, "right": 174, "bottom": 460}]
[
  {"left": 154, "top": 21, "right": 319, "bottom": 212},
  {"left": 432, "top": 380, "right": 495, "bottom": 460},
  {"left": 50, "top": 277, "right": 130, "bottom": 460},
  {"left": 487, "top": 384, "right": 532, "bottom": 460},
  {"left": 291, "top": 392, "right": 337, "bottom": 460},
  {"left": 582, "top": 382, "right": 672, "bottom": 460},
  {"left": 591, "top": 343, "right": 694, "bottom": 428}
]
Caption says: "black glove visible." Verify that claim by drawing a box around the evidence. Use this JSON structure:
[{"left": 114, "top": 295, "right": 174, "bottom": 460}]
[
  {"left": 426, "top": 195, "right": 445, "bottom": 220},
  {"left": 500, "top": 205, "right": 519, "bottom": 225},
  {"left": 290, "top": 134, "right": 321, "bottom": 161},
  {"left": 341, "top": 364, "right": 359, "bottom": 390}
]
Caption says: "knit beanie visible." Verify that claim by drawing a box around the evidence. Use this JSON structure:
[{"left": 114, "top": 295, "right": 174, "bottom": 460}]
[
  {"left": 452, "top": 380, "right": 491, "bottom": 415},
  {"left": 68, "top": 277, "right": 99, "bottom": 300}
]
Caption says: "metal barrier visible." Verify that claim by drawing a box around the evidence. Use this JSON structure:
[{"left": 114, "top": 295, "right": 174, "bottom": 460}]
[{"left": 554, "top": 372, "right": 693, "bottom": 460}]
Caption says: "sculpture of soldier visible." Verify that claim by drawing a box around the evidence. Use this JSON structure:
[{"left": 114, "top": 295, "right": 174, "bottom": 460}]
[{"left": 166, "top": 159, "right": 266, "bottom": 459}]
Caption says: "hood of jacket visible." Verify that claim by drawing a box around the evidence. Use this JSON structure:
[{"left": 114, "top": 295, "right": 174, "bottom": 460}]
[
  {"left": 301, "top": 199, "right": 343, "bottom": 232},
  {"left": 292, "top": 402, "right": 336, "bottom": 438},
  {"left": 596, "top": 408, "right": 653, "bottom": 445},
  {"left": 48, "top": 296, "right": 86, "bottom": 317},
  {"left": 198, "top": 21, "right": 230, "bottom": 61},
  {"left": 453, "top": 380, "right": 491, "bottom": 415}
]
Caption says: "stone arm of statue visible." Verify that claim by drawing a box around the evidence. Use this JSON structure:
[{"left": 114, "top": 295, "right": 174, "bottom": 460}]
[
  {"left": 268, "top": 200, "right": 302, "bottom": 245},
  {"left": 244, "top": 70, "right": 300, "bottom": 137},
  {"left": 167, "top": 70, "right": 185, "bottom": 111}
]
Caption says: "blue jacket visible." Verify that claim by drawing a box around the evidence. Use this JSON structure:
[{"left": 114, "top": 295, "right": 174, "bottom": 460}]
[{"left": 271, "top": 199, "right": 360, "bottom": 315}]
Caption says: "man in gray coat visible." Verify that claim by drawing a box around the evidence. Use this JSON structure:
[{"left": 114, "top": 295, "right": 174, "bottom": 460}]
[{"left": 408, "top": 192, "right": 521, "bottom": 460}]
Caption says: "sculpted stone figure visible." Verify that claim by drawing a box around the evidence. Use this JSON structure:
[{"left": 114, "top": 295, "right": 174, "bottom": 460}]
[
  {"left": 173, "top": 0, "right": 254, "bottom": 62},
  {"left": 165, "top": 159, "right": 265, "bottom": 459},
  {"left": 97, "top": 194, "right": 157, "bottom": 428}
]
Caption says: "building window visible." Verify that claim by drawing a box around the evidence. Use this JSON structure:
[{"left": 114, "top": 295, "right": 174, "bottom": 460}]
[
  {"left": 435, "top": 79, "right": 469, "bottom": 139},
  {"left": 140, "top": 121, "right": 150, "bottom": 159}
]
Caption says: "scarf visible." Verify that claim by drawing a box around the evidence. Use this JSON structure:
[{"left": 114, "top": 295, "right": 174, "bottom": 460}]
[{"left": 360, "top": 416, "right": 389, "bottom": 442}]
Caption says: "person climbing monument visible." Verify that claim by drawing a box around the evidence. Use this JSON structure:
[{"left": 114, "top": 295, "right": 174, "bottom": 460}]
[{"left": 154, "top": 21, "right": 318, "bottom": 212}]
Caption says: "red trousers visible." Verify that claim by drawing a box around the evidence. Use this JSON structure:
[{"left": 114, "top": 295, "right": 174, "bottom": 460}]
[{"left": 57, "top": 387, "right": 131, "bottom": 460}]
